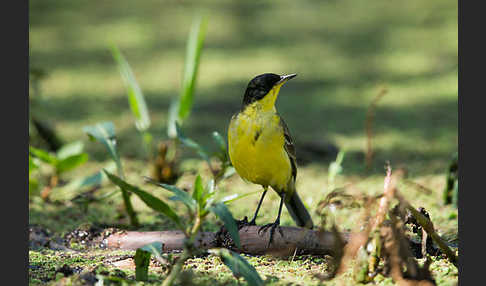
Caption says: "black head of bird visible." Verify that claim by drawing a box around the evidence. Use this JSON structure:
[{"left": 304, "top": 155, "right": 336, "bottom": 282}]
[{"left": 242, "top": 73, "right": 297, "bottom": 106}]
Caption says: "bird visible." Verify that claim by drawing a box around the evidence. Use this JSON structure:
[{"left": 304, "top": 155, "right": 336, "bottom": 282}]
[{"left": 227, "top": 73, "right": 314, "bottom": 245}]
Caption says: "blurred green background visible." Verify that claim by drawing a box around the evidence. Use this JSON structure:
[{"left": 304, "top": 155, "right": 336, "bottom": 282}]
[
  {"left": 29, "top": 0, "right": 457, "bottom": 176},
  {"left": 29, "top": 3, "right": 458, "bottom": 284}
]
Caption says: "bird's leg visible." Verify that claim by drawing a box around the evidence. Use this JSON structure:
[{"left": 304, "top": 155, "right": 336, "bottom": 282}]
[
  {"left": 248, "top": 187, "right": 268, "bottom": 225},
  {"left": 258, "top": 192, "right": 286, "bottom": 247}
]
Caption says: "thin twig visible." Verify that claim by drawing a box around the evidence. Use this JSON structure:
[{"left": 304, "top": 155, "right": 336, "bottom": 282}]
[{"left": 365, "top": 87, "right": 387, "bottom": 170}]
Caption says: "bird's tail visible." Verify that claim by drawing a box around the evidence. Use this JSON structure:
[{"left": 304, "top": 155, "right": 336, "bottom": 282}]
[{"left": 281, "top": 184, "right": 314, "bottom": 229}]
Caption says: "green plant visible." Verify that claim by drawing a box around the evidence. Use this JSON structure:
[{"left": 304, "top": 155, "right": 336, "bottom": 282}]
[
  {"left": 109, "top": 15, "right": 208, "bottom": 185},
  {"left": 209, "top": 248, "right": 264, "bottom": 286},
  {"left": 167, "top": 15, "right": 208, "bottom": 139},
  {"left": 29, "top": 142, "right": 89, "bottom": 199},
  {"left": 83, "top": 121, "right": 139, "bottom": 227},
  {"left": 175, "top": 124, "right": 234, "bottom": 183},
  {"left": 327, "top": 150, "right": 346, "bottom": 192},
  {"left": 104, "top": 170, "right": 262, "bottom": 286},
  {"left": 110, "top": 45, "right": 153, "bottom": 159},
  {"left": 29, "top": 154, "right": 40, "bottom": 196},
  {"left": 443, "top": 152, "right": 458, "bottom": 207}
]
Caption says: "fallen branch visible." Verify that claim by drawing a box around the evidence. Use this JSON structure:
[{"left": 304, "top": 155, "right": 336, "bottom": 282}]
[{"left": 102, "top": 226, "right": 351, "bottom": 256}]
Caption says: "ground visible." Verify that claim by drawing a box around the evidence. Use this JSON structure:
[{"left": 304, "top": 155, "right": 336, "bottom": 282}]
[{"left": 29, "top": 0, "right": 457, "bottom": 285}]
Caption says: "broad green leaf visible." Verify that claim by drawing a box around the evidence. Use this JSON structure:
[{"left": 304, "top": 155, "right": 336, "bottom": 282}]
[
  {"left": 29, "top": 146, "right": 57, "bottom": 165},
  {"left": 56, "top": 141, "right": 84, "bottom": 160},
  {"left": 134, "top": 248, "right": 151, "bottom": 281},
  {"left": 144, "top": 176, "right": 196, "bottom": 211},
  {"left": 209, "top": 203, "right": 240, "bottom": 248},
  {"left": 104, "top": 170, "right": 182, "bottom": 228},
  {"left": 111, "top": 45, "right": 151, "bottom": 131},
  {"left": 83, "top": 122, "right": 122, "bottom": 173},
  {"left": 209, "top": 249, "right": 263, "bottom": 286},
  {"left": 178, "top": 15, "right": 208, "bottom": 122},
  {"left": 56, "top": 153, "right": 88, "bottom": 174}
]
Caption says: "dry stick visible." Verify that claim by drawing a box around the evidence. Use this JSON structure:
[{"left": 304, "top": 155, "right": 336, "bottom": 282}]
[
  {"left": 365, "top": 87, "right": 388, "bottom": 170},
  {"left": 334, "top": 196, "right": 379, "bottom": 277},
  {"left": 395, "top": 192, "right": 458, "bottom": 267},
  {"left": 104, "top": 226, "right": 350, "bottom": 256},
  {"left": 372, "top": 164, "right": 395, "bottom": 230},
  {"left": 384, "top": 215, "right": 434, "bottom": 286}
]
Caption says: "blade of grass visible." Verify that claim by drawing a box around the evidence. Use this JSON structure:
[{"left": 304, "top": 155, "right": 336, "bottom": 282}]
[
  {"left": 178, "top": 15, "right": 207, "bottom": 121},
  {"left": 219, "top": 190, "right": 261, "bottom": 204},
  {"left": 167, "top": 15, "right": 208, "bottom": 138},
  {"left": 110, "top": 45, "right": 151, "bottom": 131}
]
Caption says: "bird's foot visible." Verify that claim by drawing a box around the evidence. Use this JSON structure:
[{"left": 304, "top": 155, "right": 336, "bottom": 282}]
[{"left": 258, "top": 220, "right": 284, "bottom": 248}]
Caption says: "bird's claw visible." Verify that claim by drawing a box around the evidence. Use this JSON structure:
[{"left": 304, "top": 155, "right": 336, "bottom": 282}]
[{"left": 258, "top": 221, "right": 283, "bottom": 247}]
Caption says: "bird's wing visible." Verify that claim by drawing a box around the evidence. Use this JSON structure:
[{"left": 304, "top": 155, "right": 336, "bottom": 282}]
[{"left": 278, "top": 116, "right": 297, "bottom": 180}]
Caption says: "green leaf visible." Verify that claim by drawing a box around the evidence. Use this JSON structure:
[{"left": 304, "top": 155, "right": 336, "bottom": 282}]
[
  {"left": 193, "top": 175, "right": 205, "bottom": 209},
  {"left": 56, "top": 153, "right": 89, "bottom": 174},
  {"left": 83, "top": 122, "right": 122, "bottom": 173},
  {"left": 139, "top": 241, "right": 163, "bottom": 254},
  {"left": 134, "top": 242, "right": 163, "bottom": 281},
  {"left": 212, "top": 131, "right": 227, "bottom": 152},
  {"left": 167, "top": 98, "right": 180, "bottom": 139},
  {"left": 178, "top": 15, "right": 208, "bottom": 122},
  {"left": 56, "top": 141, "right": 84, "bottom": 160},
  {"left": 209, "top": 203, "right": 240, "bottom": 248},
  {"left": 29, "top": 155, "right": 39, "bottom": 174},
  {"left": 104, "top": 170, "right": 182, "bottom": 228},
  {"left": 176, "top": 123, "right": 211, "bottom": 164},
  {"left": 134, "top": 248, "right": 151, "bottom": 281},
  {"left": 52, "top": 167, "right": 112, "bottom": 202},
  {"left": 328, "top": 150, "right": 346, "bottom": 191},
  {"left": 209, "top": 249, "right": 263, "bottom": 286},
  {"left": 144, "top": 176, "right": 196, "bottom": 211},
  {"left": 29, "top": 178, "right": 39, "bottom": 197},
  {"left": 220, "top": 190, "right": 261, "bottom": 204},
  {"left": 29, "top": 146, "right": 57, "bottom": 165},
  {"left": 111, "top": 45, "right": 151, "bottom": 131}
]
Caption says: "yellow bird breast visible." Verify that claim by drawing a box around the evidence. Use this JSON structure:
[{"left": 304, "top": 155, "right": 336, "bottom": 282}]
[{"left": 228, "top": 107, "right": 292, "bottom": 192}]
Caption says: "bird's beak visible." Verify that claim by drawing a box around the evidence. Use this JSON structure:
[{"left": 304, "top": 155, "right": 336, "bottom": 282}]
[{"left": 277, "top": 73, "right": 297, "bottom": 85}]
